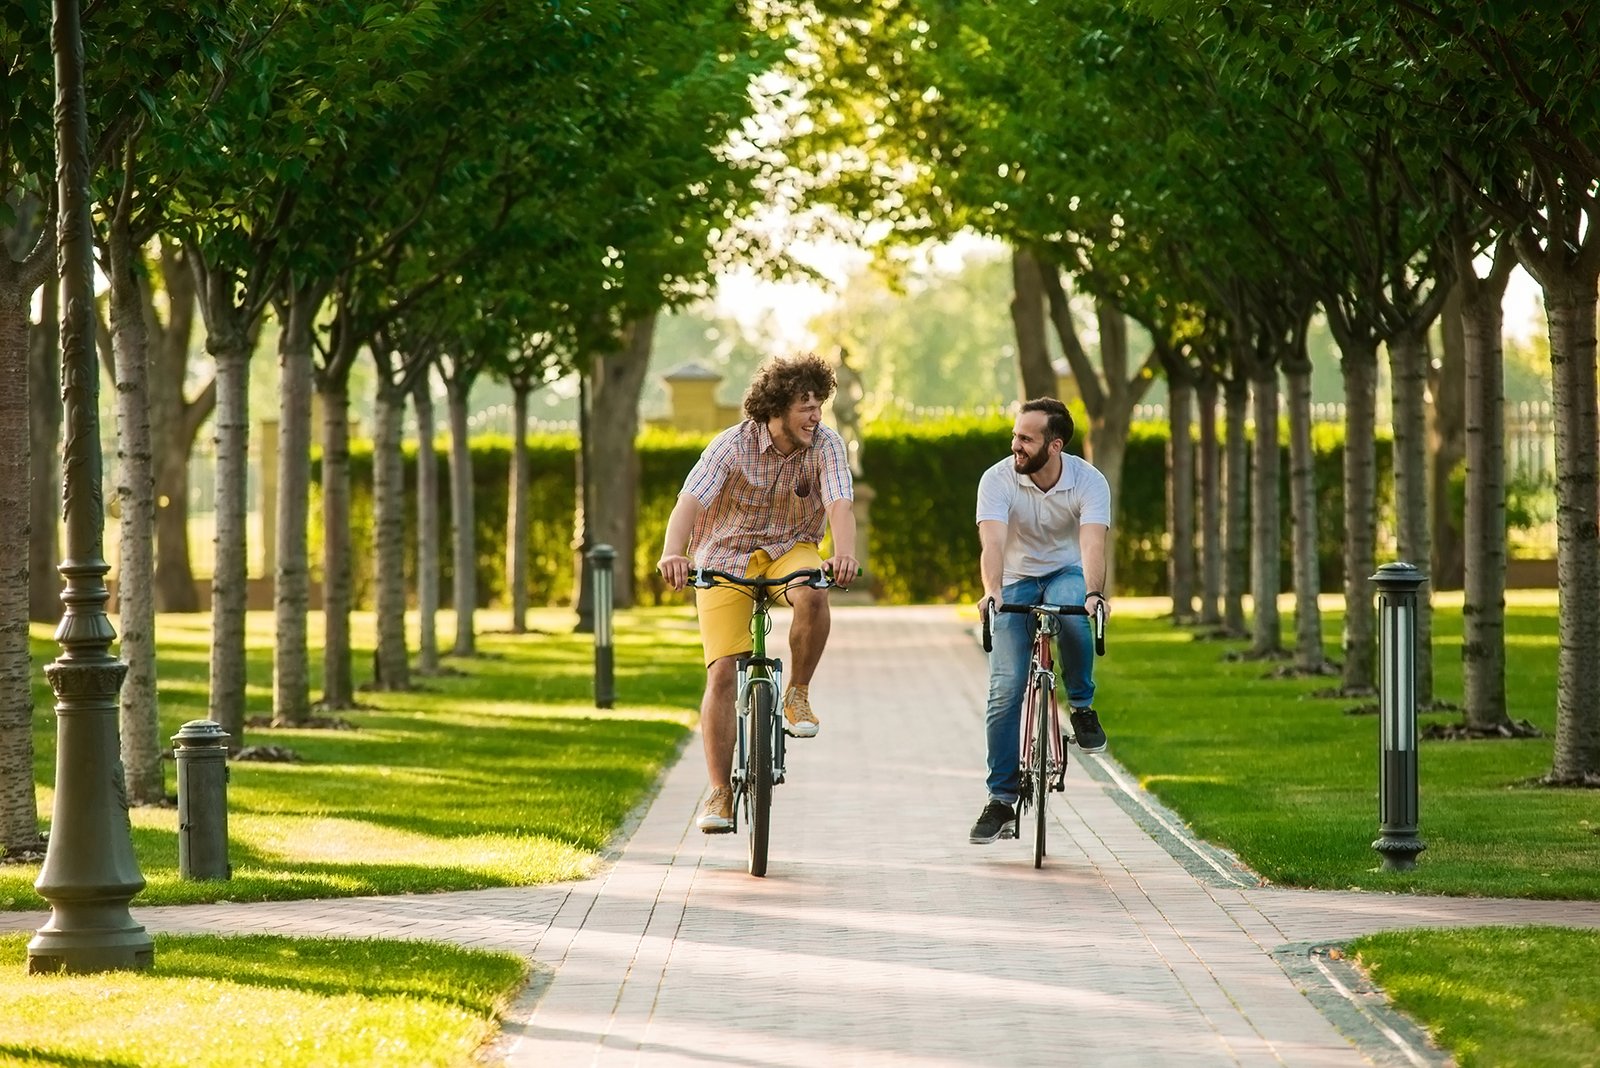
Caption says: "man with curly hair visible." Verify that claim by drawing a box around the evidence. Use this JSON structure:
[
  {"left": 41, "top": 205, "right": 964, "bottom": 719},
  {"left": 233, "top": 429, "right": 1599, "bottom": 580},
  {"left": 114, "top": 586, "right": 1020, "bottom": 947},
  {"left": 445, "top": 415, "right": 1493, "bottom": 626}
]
[{"left": 658, "top": 353, "right": 860, "bottom": 833}]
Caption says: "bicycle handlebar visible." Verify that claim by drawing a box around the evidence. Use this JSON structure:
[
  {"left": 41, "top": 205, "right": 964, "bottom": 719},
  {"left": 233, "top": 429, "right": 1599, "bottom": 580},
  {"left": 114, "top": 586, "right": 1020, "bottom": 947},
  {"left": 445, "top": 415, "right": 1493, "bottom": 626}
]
[
  {"left": 981, "top": 599, "right": 1107, "bottom": 657},
  {"left": 689, "top": 567, "right": 834, "bottom": 594}
]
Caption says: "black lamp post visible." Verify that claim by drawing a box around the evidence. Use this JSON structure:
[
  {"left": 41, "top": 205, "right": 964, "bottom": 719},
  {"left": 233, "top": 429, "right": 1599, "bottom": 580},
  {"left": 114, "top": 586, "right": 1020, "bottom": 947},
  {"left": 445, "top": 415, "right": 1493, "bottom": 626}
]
[
  {"left": 1371, "top": 561, "right": 1427, "bottom": 872},
  {"left": 589, "top": 544, "right": 615, "bottom": 709},
  {"left": 28, "top": 0, "right": 153, "bottom": 974}
]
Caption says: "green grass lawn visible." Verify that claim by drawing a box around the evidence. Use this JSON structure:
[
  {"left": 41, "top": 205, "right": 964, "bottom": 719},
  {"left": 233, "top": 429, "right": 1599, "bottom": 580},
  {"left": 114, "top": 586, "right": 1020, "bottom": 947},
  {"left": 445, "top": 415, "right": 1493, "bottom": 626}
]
[
  {"left": 1099, "top": 590, "right": 1599, "bottom": 899},
  {"left": 1347, "top": 926, "right": 1600, "bottom": 1068},
  {"left": 0, "top": 932, "right": 527, "bottom": 1067},
  {"left": 4, "top": 607, "right": 701, "bottom": 908}
]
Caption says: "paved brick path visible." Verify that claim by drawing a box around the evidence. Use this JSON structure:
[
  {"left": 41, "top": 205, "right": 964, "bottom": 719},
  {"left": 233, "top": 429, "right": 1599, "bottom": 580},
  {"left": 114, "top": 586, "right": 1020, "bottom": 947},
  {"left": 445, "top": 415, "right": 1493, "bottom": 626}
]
[{"left": 7, "top": 605, "right": 1599, "bottom": 1066}]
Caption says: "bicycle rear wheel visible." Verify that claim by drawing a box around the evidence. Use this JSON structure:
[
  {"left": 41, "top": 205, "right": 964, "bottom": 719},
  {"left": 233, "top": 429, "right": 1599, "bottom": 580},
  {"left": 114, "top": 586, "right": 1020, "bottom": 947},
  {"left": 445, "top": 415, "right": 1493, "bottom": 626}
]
[
  {"left": 747, "top": 677, "right": 774, "bottom": 877},
  {"left": 1033, "top": 683, "right": 1050, "bottom": 868}
]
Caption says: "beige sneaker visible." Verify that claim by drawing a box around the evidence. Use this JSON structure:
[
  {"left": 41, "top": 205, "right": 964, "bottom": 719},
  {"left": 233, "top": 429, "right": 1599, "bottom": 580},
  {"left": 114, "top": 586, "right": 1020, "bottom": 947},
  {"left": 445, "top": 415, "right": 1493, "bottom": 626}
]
[
  {"left": 783, "top": 685, "right": 820, "bottom": 738},
  {"left": 697, "top": 787, "right": 734, "bottom": 833}
]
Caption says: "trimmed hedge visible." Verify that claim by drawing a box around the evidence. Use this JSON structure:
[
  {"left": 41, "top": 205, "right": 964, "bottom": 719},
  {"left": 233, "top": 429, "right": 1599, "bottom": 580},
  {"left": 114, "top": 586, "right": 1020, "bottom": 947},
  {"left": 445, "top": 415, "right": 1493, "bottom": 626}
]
[{"left": 322, "top": 418, "right": 1392, "bottom": 607}]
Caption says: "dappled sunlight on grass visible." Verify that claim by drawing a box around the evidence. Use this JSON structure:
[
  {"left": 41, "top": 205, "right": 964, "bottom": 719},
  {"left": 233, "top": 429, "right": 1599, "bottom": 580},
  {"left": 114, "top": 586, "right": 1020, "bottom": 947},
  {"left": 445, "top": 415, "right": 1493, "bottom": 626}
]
[
  {"left": 1139, "top": 773, "right": 1227, "bottom": 788},
  {"left": 13, "top": 609, "right": 701, "bottom": 909},
  {"left": 1102, "top": 597, "right": 1598, "bottom": 899},
  {"left": 0, "top": 933, "right": 525, "bottom": 1067},
  {"left": 1350, "top": 926, "right": 1600, "bottom": 1067}
]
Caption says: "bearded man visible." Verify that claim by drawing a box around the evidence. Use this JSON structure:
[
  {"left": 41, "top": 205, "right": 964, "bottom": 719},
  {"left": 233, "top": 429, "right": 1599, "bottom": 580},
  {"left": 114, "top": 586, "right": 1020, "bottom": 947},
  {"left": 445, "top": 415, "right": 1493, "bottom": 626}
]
[{"left": 969, "top": 397, "right": 1113, "bottom": 844}]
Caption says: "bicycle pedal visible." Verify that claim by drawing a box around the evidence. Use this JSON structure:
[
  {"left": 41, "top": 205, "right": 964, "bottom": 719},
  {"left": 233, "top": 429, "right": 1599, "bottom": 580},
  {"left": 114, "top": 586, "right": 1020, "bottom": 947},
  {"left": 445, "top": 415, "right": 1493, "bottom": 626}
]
[{"left": 1000, "top": 821, "right": 1018, "bottom": 839}]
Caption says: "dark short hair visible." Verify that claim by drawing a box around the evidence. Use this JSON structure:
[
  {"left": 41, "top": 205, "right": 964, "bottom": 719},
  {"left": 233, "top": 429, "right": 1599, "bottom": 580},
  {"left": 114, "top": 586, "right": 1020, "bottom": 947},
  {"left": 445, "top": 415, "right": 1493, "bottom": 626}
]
[
  {"left": 743, "top": 353, "right": 836, "bottom": 422},
  {"left": 1020, "top": 397, "right": 1075, "bottom": 446}
]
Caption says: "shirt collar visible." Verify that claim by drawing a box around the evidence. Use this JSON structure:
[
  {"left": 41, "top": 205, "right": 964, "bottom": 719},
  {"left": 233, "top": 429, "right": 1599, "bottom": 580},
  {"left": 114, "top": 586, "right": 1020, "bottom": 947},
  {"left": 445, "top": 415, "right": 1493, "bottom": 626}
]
[
  {"left": 754, "top": 418, "right": 806, "bottom": 459},
  {"left": 1015, "top": 458, "right": 1071, "bottom": 494}
]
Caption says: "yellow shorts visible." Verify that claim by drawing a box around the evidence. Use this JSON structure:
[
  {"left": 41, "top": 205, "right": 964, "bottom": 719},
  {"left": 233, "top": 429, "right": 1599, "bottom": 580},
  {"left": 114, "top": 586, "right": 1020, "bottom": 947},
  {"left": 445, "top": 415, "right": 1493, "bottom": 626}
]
[{"left": 696, "top": 544, "right": 825, "bottom": 666}]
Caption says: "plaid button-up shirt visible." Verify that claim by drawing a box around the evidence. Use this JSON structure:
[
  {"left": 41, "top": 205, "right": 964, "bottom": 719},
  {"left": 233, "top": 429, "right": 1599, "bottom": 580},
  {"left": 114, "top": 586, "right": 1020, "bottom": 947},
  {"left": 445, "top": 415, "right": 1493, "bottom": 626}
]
[{"left": 681, "top": 419, "right": 854, "bottom": 572}]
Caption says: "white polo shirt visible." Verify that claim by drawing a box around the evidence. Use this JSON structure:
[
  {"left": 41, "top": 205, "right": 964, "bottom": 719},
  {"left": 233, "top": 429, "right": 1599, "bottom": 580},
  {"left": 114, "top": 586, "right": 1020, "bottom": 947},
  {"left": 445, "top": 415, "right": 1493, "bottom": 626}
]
[{"left": 975, "top": 453, "right": 1112, "bottom": 584}]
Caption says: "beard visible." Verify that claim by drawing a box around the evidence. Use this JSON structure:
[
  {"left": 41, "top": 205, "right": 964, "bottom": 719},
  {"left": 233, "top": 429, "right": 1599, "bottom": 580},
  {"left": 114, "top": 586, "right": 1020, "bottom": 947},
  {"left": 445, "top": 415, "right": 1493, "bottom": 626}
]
[{"left": 1013, "top": 446, "right": 1049, "bottom": 475}]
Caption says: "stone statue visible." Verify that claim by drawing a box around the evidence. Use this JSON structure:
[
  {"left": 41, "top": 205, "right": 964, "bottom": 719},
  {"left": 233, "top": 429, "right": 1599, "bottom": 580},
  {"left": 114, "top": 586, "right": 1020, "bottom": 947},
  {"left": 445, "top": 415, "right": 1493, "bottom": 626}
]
[{"left": 832, "top": 347, "right": 865, "bottom": 478}]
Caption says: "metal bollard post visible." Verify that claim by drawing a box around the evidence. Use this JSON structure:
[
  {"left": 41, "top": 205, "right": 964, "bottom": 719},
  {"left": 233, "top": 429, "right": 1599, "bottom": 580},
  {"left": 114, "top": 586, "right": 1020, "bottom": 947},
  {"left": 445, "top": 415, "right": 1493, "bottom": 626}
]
[
  {"left": 1371, "top": 562, "right": 1427, "bottom": 871},
  {"left": 589, "top": 544, "right": 615, "bottom": 709},
  {"left": 172, "top": 720, "right": 232, "bottom": 880}
]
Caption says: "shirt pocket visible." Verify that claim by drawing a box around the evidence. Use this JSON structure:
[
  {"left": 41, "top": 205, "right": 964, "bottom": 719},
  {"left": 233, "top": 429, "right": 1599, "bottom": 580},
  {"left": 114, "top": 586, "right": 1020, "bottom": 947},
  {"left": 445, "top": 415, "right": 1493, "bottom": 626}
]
[{"left": 730, "top": 468, "right": 770, "bottom": 512}]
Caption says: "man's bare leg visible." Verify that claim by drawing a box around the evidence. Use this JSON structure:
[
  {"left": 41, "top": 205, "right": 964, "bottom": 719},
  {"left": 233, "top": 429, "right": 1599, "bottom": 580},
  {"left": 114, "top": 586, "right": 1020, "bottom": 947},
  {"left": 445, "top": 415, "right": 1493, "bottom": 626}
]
[
  {"left": 787, "top": 587, "right": 830, "bottom": 686},
  {"left": 701, "top": 657, "right": 738, "bottom": 787}
]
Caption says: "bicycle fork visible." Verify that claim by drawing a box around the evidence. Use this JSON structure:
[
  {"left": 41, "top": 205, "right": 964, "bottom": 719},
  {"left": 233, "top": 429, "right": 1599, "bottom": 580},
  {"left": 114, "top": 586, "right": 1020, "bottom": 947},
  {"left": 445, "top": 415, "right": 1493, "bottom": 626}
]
[{"left": 734, "top": 655, "right": 788, "bottom": 797}]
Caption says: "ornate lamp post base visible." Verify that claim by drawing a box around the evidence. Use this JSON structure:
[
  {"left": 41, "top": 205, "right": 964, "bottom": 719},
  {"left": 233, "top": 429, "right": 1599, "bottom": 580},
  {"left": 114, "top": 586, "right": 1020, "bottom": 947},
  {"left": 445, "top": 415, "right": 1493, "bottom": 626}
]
[{"left": 1371, "top": 835, "right": 1427, "bottom": 873}]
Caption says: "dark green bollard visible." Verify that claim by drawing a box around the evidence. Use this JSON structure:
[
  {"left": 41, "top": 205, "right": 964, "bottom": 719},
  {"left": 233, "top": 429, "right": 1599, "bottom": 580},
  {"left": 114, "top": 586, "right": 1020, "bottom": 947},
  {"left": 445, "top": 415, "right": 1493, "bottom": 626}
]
[
  {"left": 589, "top": 544, "right": 615, "bottom": 709},
  {"left": 173, "top": 721, "right": 232, "bottom": 880},
  {"left": 1371, "top": 562, "right": 1427, "bottom": 871}
]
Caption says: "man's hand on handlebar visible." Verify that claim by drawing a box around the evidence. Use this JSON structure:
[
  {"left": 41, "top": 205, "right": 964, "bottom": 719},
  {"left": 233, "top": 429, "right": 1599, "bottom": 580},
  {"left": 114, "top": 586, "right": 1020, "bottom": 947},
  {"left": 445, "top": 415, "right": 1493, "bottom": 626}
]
[
  {"left": 825, "top": 554, "right": 860, "bottom": 588},
  {"left": 657, "top": 553, "right": 691, "bottom": 591},
  {"left": 1084, "top": 591, "right": 1111, "bottom": 619},
  {"left": 978, "top": 595, "right": 995, "bottom": 624}
]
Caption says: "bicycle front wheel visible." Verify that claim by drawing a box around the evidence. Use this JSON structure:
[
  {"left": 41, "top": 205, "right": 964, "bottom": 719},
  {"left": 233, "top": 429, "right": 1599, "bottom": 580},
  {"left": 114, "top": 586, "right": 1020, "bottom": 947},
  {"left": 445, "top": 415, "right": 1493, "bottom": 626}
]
[
  {"left": 747, "top": 677, "right": 774, "bottom": 877},
  {"left": 1033, "top": 682, "right": 1050, "bottom": 868}
]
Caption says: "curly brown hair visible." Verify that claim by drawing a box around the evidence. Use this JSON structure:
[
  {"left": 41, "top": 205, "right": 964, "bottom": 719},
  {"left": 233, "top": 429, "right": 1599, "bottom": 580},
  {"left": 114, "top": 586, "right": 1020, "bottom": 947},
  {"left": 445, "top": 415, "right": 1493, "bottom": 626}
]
[{"left": 742, "top": 353, "right": 837, "bottom": 422}]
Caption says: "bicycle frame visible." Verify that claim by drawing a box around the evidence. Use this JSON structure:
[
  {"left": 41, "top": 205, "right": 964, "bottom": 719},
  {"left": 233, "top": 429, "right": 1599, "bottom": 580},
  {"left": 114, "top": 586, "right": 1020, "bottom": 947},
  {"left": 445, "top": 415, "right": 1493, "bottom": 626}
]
[
  {"left": 690, "top": 566, "right": 830, "bottom": 877},
  {"left": 983, "top": 599, "right": 1107, "bottom": 868},
  {"left": 734, "top": 597, "right": 786, "bottom": 807},
  {"left": 1018, "top": 612, "right": 1067, "bottom": 802}
]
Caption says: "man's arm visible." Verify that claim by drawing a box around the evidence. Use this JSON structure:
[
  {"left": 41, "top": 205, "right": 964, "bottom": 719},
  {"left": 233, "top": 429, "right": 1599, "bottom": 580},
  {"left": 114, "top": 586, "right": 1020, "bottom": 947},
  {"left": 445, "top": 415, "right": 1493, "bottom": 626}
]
[
  {"left": 823, "top": 498, "right": 859, "bottom": 586},
  {"left": 978, "top": 519, "right": 1007, "bottom": 616},
  {"left": 657, "top": 493, "right": 705, "bottom": 590},
  {"left": 1079, "top": 522, "right": 1110, "bottom": 616}
]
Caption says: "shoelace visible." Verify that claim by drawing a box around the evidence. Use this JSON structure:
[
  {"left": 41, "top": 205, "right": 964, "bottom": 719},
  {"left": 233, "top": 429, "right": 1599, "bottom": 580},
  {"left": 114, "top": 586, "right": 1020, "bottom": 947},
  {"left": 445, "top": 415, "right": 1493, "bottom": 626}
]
[{"left": 785, "top": 692, "right": 817, "bottom": 722}]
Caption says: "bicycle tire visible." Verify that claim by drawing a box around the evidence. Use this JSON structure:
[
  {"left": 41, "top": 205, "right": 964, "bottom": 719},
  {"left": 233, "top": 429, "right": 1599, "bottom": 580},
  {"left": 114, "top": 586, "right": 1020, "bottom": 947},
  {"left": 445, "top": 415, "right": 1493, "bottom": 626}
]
[
  {"left": 747, "top": 677, "right": 774, "bottom": 877},
  {"left": 1033, "top": 682, "right": 1050, "bottom": 868}
]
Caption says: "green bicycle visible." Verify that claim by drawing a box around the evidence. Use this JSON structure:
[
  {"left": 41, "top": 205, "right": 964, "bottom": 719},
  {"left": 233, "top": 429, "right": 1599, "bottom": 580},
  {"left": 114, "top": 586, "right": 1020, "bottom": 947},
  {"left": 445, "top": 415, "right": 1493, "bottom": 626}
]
[{"left": 690, "top": 566, "right": 833, "bottom": 877}]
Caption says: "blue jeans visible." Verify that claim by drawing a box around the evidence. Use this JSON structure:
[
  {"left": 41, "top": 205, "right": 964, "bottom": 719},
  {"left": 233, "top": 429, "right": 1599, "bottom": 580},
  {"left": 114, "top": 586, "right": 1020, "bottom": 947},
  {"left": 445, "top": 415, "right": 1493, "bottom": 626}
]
[{"left": 984, "top": 566, "right": 1096, "bottom": 805}]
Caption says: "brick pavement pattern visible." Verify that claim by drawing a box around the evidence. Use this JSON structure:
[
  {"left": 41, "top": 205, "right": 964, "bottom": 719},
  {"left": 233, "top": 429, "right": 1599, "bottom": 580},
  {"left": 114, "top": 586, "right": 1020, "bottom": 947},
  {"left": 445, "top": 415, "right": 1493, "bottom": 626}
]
[{"left": 6, "top": 605, "right": 1599, "bottom": 1066}]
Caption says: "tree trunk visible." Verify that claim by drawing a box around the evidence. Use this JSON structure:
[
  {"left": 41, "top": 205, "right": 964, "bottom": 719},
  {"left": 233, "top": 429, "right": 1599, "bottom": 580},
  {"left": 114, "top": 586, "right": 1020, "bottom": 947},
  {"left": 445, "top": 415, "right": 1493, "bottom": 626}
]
[
  {"left": 372, "top": 386, "right": 411, "bottom": 690},
  {"left": 28, "top": 282, "right": 61, "bottom": 624},
  {"left": 1248, "top": 363, "right": 1283, "bottom": 658},
  {"left": 319, "top": 379, "right": 355, "bottom": 707},
  {"left": 1284, "top": 358, "right": 1324, "bottom": 672},
  {"left": 1196, "top": 376, "right": 1222, "bottom": 626},
  {"left": 1009, "top": 248, "right": 1056, "bottom": 401},
  {"left": 587, "top": 313, "right": 659, "bottom": 609},
  {"left": 0, "top": 275, "right": 43, "bottom": 852},
  {"left": 108, "top": 216, "right": 163, "bottom": 804},
  {"left": 1086, "top": 418, "right": 1128, "bottom": 595},
  {"left": 1459, "top": 255, "right": 1512, "bottom": 732},
  {"left": 1542, "top": 278, "right": 1600, "bottom": 782},
  {"left": 1221, "top": 377, "right": 1249, "bottom": 637},
  {"left": 206, "top": 336, "right": 250, "bottom": 743},
  {"left": 414, "top": 376, "right": 440, "bottom": 674},
  {"left": 1388, "top": 325, "right": 1435, "bottom": 706},
  {"left": 149, "top": 240, "right": 206, "bottom": 613},
  {"left": 1166, "top": 373, "right": 1196, "bottom": 622},
  {"left": 1429, "top": 283, "right": 1467, "bottom": 591},
  {"left": 1337, "top": 340, "right": 1379, "bottom": 696},
  {"left": 573, "top": 375, "right": 592, "bottom": 633},
  {"left": 272, "top": 294, "right": 315, "bottom": 725},
  {"left": 446, "top": 375, "right": 478, "bottom": 656},
  {"left": 507, "top": 383, "right": 530, "bottom": 632}
]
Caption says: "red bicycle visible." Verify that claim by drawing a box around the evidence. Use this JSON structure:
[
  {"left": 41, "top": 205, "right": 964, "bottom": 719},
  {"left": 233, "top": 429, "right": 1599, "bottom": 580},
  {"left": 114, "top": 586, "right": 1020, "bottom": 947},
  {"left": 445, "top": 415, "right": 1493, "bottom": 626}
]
[{"left": 983, "top": 600, "right": 1106, "bottom": 868}]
